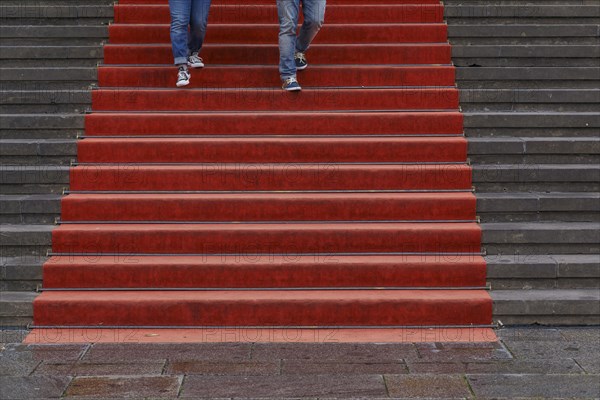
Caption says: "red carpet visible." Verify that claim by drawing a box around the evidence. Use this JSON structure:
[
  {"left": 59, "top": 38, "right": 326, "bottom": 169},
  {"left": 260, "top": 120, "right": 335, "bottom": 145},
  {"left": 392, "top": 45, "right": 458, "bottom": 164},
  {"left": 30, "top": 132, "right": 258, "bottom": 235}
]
[{"left": 32, "top": 0, "right": 493, "bottom": 336}]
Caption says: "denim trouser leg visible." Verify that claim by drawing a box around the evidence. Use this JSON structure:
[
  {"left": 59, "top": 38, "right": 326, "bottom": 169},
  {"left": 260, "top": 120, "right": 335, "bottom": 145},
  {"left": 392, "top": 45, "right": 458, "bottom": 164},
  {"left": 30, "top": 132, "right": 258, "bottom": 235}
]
[
  {"left": 296, "top": 0, "right": 326, "bottom": 53},
  {"left": 169, "top": 0, "right": 211, "bottom": 65},
  {"left": 277, "top": 0, "right": 301, "bottom": 80},
  {"left": 188, "top": 0, "right": 211, "bottom": 54}
]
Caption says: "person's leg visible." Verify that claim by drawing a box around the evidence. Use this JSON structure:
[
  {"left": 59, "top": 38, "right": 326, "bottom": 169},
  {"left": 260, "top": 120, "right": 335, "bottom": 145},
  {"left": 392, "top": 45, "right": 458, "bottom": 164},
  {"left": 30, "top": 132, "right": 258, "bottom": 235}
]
[
  {"left": 296, "top": 0, "right": 326, "bottom": 53},
  {"left": 277, "top": 0, "right": 301, "bottom": 82},
  {"left": 169, "top": 0, "right": 192, "bottom": 66},
  {"left": 189, "top": 0, "right": 211, "bottom": 60}
]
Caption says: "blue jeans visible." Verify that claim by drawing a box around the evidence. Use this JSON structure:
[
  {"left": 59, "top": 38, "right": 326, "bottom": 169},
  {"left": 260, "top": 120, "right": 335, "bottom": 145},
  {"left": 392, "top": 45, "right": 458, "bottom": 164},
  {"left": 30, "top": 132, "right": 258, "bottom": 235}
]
[
  {"left": 277, "top": 0, "right": 326, "bottom": 80},
  {"left": 169, "top": 0, "right": 211, "bottom": 65}
]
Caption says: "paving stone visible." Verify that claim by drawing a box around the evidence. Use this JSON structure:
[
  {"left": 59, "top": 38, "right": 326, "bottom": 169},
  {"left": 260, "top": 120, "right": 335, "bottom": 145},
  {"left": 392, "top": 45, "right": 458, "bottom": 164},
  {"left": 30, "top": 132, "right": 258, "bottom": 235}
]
[
  {"left": 558, "top": 327, "right": 600, "bottom": 342},
  {"left": 575, "top": 357, "right": 600, "bottom": 374},
  {"left": 0, "top": 329, "right": 29, "bottom": 343},
  {"left": 251, "top": 343, "right": 418, "bottom": 361},
  {"left": 407, "top": 359, "right": 582, "bottom": 374},
  {"left": 64, "top": 376, "right": 181, "bottom": 398},
  {"left": 35, "top": 361, "right": 165, "bottom": 376},
  {"left": 166, "top": 360, "right": 278, "bottom": 376},
  {"left": 503, "top": 340, "right": 600, "bottom": 360},
  {"left": 0, "top": 376, "right": 71, "bottom": 399},
  {"left": 385, "top": 374, "right": 471, "bottom": 399},
  {"left": 1, "top": 343, "right": 88, "bottom": 363},
  {"left": 0, "top": 358, "right": 40, "bottom": 376},
  {"left": 180, "top": 374, "right": 387, "bottom": 398},
  {"left": 281, "top": 360, "right": 408, "bottom": 375},
  {"left": 82, "top": 343, "right": 251, "bottom": 362},
  {"left": 415, "top": 342, "right": 513, "bottom": 362},
  {"left": 467, "top": 374, "right": 600, "bottom": 399},
  {"left": 496, "top": 327, "right": 564, "bottom": 342}
]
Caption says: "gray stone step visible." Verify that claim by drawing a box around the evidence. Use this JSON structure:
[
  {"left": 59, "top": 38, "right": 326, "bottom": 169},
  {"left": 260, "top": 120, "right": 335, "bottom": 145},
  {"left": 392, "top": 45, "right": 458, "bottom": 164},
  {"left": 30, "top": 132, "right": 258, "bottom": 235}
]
[
  {"left": 487, "top": 254, "right": 600, "bottom": 289},
  {"left": 0, "top": 291, "right": 38, "bottom": 327},
  {"left": 492, "top": 289, "right": 600, "bottom": 325},
  {"left": 0, "top": 139, "right": 76, "bottom": 165},
  {"left": 0, "top": 46, "right": 103, "bottom": 67},
  {"left": 469, "top": 137, "right": 600, "bottom": 164},
  {"left": 0, "top": 67, "right": 97, "bottom": 83},
  {"left": 473, "top": 164, "right": 600, "bottom": 192},
  {"left": 476, "top": 192, "right": 600, "bottom": 222},
  {"left": 0, "top": 5, "right": 113, "bottom": 25},
  {"left": 1, "top": 256, "right": 45, "bottom": 292},
  {"left": 0, "top": 224, "right": 54, "bottom": 258},
  {"left": 0, "top": 25, "right": 108, "bottom": 45},
  {"left": 460, "top": 89, "right": 600, "bottom": 112},
  {"left": 457, "top": 67, "right": 600, "bottom": 82},
  {"left": 0, "top": 165, "right": 69, "bottom": 194},
  {"left": 0, "top": 90, "right": 91, "bottom": 113},
  {"left": 0, "top": 194, "right": 62, "bottom": 224},
  {"left": 452, "top": 45, "right": 600, "bottom": 67},
  {"left": 482, "top": 222, "right": 600, "bottom": 255},
  {"left": 0, "top": 114, "right": 84, "bottom": 139}
]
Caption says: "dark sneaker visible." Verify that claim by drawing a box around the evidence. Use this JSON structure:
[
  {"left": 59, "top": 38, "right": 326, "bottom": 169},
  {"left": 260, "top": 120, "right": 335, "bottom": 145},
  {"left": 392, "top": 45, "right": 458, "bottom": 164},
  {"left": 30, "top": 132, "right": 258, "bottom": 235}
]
[
  {"left": 282, "top": 77, "right": 302, "bottom": 91},
  {"left": 294, "top": 52, "right": 308, "bottom": 70},
  {"left": 188, "top": 52, "right": 204, "bottom": 68},
  {"left": 176, "top": 66, "right": 191, "bottom": 87}
]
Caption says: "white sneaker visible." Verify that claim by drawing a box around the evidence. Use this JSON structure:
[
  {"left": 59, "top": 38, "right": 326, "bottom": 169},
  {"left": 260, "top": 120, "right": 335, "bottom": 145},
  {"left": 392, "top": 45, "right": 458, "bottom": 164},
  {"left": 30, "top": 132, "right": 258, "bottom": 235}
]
[
  {"left": 176, "top": 66, "right": 191, "bottom": 87},
  {"left": 188, "top": 52, "right": 204, "bottom": 69}
]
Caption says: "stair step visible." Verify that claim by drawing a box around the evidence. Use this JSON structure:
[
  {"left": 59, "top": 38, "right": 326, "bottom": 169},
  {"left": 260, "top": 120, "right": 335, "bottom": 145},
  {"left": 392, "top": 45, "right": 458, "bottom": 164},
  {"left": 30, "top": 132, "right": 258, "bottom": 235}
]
[
  {"left": 109, "top": 24, "right": 448, "bottom": 44},
  {"left": 0, "top": 291, "right": 38, "bottom": 327},
  {"left": 482, "top": 222, "right": 600, "bottom": 255},
  {"left": 33, "top": 289, "right": 492, "bottom": 327},
  {"left": 444, "top": 4, "right": 600, "bottom": 20},
  {"left": 103, "top": 44, "right": 452, "bottom": 65},
  {"left": 91, "top": 88, "right": 459, "bottom": 112},
  {"left": 97, "top": 65, "right": 456, "bottom": 88},
  {"left": 59, "top": 192, "right": 476, "bottom": 222},
  {"left": 1, "top": 256, "right": 44, "bottom": 291},
  {"left": 84, "top": 111, "right": 464, "bottom": 136},
  {"left": 76, "top": 137, "right": 466, "bottom": 163},
  {"left": 51, "top": 222, "right": 482, "bottom": 254},
  {"left": 113, "top": 4, "right": 444, "bottom": 24},
  {"left": 0, "top": 224, "right": 54, "bottom": 257},
  {"left": 456, "top": 67, "right": 600, "bottom": 82},
  {"left": 42, "top": 254, "right": 486, "bottom": 289},
  {"left": 492, "top": 289, "right": 600, "bottom": 325},
  {"left": 448, "top": 24, "right": 600, "bottom": 38},
  {"left": 0, "top": 194, "right": 62, "bottom": 224},
  {"left": 68, "top": 164, "right": 473, "bottom": 191}
]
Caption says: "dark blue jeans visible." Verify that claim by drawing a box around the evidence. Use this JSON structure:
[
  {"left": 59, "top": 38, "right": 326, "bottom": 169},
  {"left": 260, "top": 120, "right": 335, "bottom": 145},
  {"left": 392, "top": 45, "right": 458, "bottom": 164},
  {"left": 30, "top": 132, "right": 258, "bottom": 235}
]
[
  {"left": 169, "top": 0, "right": 212, "bottom": 65},
  {"left": 277, "top": 0, "right": 326, "bottom": 80}
]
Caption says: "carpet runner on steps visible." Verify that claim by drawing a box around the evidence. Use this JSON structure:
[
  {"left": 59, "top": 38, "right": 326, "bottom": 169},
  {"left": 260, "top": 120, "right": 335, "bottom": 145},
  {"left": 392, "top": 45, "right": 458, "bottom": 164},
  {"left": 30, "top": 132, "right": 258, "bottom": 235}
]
[{"left": 31, "top": 0, "right": 493, "bottom": 339}]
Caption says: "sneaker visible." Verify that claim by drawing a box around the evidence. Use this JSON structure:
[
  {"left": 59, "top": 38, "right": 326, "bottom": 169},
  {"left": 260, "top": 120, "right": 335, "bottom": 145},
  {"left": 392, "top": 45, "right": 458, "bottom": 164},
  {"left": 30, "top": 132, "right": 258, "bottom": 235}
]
[
  {"left": 294, "top": 52, "right": 308, "bottom": 70},
  {"left": 176, "top": 66, "right": 191, "bottom": 87},
  {"left": 282, "top": 76, "right": 302, "bottom": 91},
  {"left": 188, "top": 52, "right": 204, "bottom": 68}
]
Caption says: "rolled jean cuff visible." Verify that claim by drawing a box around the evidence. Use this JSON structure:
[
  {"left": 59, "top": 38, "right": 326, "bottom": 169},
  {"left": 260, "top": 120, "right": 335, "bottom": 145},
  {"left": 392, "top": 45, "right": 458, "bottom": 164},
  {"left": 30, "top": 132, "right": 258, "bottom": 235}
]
[{"left": 174, "top": 56, "right": 188, "bottom": 65}]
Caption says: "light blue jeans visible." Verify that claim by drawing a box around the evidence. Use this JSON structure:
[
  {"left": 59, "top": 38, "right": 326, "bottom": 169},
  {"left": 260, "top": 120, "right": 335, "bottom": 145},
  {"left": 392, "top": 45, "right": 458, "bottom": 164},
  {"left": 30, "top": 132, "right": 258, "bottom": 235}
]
[
  {"left": 277, "top": 0, "right": 326, "bottom": 80},
  {"left": 169, "top": 0, "right": 212, "bottom": 65}
]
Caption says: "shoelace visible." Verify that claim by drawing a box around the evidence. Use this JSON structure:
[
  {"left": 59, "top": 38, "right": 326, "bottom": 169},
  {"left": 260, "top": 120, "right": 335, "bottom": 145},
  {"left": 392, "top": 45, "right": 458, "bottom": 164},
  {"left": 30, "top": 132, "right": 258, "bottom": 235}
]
[
  {"left": 189, "top": 53, "right": 203, "bottom": 63},
  {"left": 295, "top": 52, "right": 306, "bottom": 63},
  {"left": 284, "top": 77, "right": 298, "bottom": 86},
  {"left": 178, "top": 68, "right": 189, "bottom": 79}
]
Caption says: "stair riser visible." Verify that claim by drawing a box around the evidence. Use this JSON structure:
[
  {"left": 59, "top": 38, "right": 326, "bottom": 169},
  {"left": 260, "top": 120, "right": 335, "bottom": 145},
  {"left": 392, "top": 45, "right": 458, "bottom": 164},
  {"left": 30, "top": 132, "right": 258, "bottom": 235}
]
[
  {"left": 51, "top": 224, "right": 482, "bottom": 254},
  {"left": 108, "top": 24, "right": 447, "bottom": 44},
  {"left": 113, "top": 5, "right": 444, "bottom": 24},
  {"left": 60, "top": 193, "right": 476, "bottom": 221},
  {"left": 77, "top": 138, "right": 467, "bottom": 163},
  {"left": 33, "top": 293, "right": 491, "bottom": 326},
  {"left": 97, "top": 66, "right": 456, "bottom": 88},
  {"left": 91, "top": 88, "right": 459, "bottom": 112},
  {"left": 69, "top": 165, "right": 473, "bottom": 191},
  {"left": 103, "top": 44, "right": 452, "bottom": 65},
  {"left": 43, "top": 258, "right": 486, "bottom": 288},
  {"left": 84, "top": 113, "right": 464, "bottom": 136}
]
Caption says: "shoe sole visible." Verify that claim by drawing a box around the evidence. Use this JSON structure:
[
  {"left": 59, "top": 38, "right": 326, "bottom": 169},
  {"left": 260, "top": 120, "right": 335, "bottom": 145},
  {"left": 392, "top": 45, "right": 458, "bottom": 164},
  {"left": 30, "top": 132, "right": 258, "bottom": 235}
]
[
  {"left": 296, "top": 64, "right": 308, "bottom": 71},
  {"left": 176, "top": 80, "right": 190, "bottom": 87},
  {"left": 284, "top": 86, "right": 302, "bottom": 92},
  {"left": 188, "top": 62, "right": 205, "bottom": 69}
]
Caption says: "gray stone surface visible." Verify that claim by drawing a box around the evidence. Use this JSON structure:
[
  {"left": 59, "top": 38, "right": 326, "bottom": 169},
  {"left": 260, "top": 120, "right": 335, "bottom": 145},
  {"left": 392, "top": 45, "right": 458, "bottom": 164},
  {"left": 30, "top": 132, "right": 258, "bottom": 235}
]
[
  {"left": 467, "top": 374, "right": 600, "bottom": 399},
  {"left": 1, "top": 327, "right": 599, "bottom": 398}
]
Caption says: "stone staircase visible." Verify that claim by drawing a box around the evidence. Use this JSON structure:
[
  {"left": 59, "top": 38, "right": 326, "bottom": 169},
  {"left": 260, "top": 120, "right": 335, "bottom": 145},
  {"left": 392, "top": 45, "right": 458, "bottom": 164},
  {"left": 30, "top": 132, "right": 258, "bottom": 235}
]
[
  {"left": 1, "top": 0, "right": 599, "bottom": 327},
  {"left": 0, "top": 0, "right": 113, "bottom": 325},
  {"left": 446, "top": 0, "right": 600, "bottom": 324}
]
